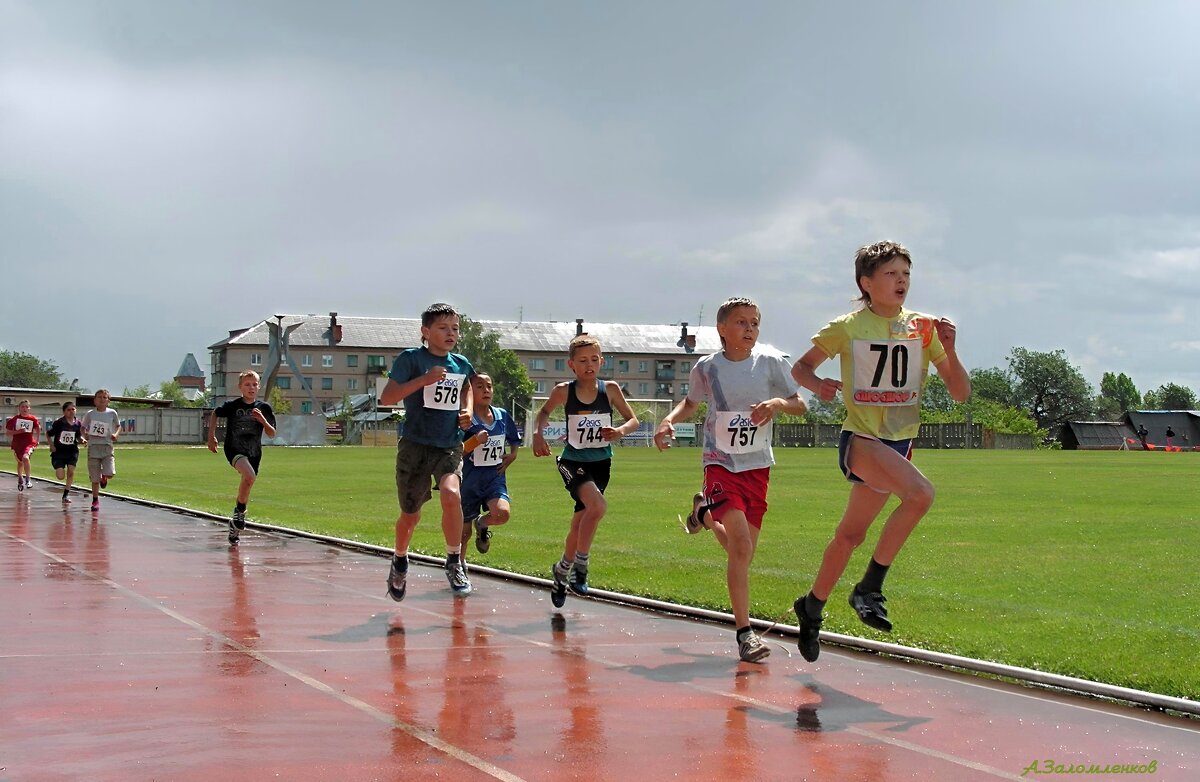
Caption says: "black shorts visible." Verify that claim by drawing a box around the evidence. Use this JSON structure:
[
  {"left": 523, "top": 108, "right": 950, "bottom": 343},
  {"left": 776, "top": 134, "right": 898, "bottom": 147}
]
[
  {"left": 51, "top": 451, "right": 79, "bottom": 470},
  {"left": 226, "top": 449, "right": 262, "bottom": 476},
  {"left": 556, "top": 457, "right": 611, "bottom": 513}
]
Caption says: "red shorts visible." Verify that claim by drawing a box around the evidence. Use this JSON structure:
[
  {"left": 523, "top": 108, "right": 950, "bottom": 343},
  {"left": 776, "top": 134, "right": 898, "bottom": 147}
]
[
  {"left": 702, "top": 464, "right": 770, "bottom": 529},
  {"left": 11, "top": 444, "right": 36, "bottom": 461}
]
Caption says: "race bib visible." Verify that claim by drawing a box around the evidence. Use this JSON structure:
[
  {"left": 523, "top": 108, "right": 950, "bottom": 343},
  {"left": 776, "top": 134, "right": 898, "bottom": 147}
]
[
  {"left": 14, "top": 419, "right": 33, "bottom": 433},
  {"left": 567, "top": 413, "right": 611, "bottom": 449},
  {"left": 472, "top": 435, "right": 506, "bottom": 467},
  {"left": 88, "top": 420, "right": 110, "bottom": 438},
  {"left": 714, "top": 411, "right": 768, "bottom": 454},
  {"left": 850, "top": 340, "right": 920, "bottom": 406},
  {"left": 58, "top": 431, "right": 76, "bottom": 445},
  {"left": 423, "top": 373, "right": 465, "bottom": 410}
]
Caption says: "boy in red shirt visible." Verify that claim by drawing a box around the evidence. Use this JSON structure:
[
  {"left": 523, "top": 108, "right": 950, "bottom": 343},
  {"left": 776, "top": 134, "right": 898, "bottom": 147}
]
[{"left": 6, "top": 399, "right": 41, "bottom": 491}]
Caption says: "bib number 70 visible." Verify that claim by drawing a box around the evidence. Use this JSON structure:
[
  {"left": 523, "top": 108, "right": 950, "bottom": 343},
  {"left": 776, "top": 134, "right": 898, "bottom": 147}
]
[{"left": 869, "top": 343, "right": 910, "bottom": 388}]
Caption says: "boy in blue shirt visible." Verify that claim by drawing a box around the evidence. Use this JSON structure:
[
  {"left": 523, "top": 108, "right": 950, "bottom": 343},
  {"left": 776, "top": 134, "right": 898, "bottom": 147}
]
[
  {"left": 379, "top": 303, "right": 476, "bottom": 599},
  {"left": 459, "top": 371, "right": 521, "bottom": 559}
]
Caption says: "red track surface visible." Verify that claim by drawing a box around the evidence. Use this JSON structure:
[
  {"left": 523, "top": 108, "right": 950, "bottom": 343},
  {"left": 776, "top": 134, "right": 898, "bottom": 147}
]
[{"left": 3, "top": 481, "right": 1197, "bottom": 781}]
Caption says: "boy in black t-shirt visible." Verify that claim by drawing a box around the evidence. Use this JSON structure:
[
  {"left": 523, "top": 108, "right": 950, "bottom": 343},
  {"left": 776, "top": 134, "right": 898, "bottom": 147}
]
[
  {"left": 207, "top": 370, "right": 277, "bottom": 544},
  {"left": 47, "top": 401, "right": 84, "bottom": 504}
]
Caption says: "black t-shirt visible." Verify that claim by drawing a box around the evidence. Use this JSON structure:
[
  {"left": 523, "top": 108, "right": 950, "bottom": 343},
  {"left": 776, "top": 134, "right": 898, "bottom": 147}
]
[
  {"left": 215, "top": 399, "right": 276, "bottom": 460},
  {"left": 48, "top": 417, "right": 84, "bottom": 457}
]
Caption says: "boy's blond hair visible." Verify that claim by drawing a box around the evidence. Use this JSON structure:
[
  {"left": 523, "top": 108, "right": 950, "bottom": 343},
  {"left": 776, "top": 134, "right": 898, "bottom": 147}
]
[
  {"left": 568, "top": 335, "right": 602, "bottom": 358},
  {"left": 715, "top": 296, "right": 760, "bottom": 347},
  {"left": 239, "top": 370, "right": 261, "bottom": 383},
  {"left": 17, "top": 398, "right": 30, "bottom": 407},
  {"left": 93, "top": 388, "right": 111, "bottom": 399},
  {"left": 854, "top": 240, "right": 912, "bottom": 306}
]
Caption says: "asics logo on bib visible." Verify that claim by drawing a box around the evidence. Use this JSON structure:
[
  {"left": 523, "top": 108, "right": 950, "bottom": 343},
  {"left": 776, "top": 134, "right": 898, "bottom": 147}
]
[
  {"left": 727, "top": 413, "right": 754, "bottom": 428},
  {"left": 575, "top": 416, "right": 604, "bottom": 428}
]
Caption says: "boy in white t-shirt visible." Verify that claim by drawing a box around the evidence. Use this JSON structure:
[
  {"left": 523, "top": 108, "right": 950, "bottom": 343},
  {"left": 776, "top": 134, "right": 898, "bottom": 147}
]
[
  {"left": 655, "top": 296, "right": 807, "bottom": 663},
  {"left": 81, "top": 389, "right": 121, "bottom": 512}
]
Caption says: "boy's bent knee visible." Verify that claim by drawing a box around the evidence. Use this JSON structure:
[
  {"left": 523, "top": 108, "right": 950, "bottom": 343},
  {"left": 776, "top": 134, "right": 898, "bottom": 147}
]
[{"left": 491, "top": 507, "right": 510, "bottom": 524}]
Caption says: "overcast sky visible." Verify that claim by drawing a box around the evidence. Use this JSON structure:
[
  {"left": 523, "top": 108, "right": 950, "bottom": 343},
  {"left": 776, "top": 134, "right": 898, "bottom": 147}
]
[{"left": 3, "top": 1, "right": 1198, "bottom": 399}]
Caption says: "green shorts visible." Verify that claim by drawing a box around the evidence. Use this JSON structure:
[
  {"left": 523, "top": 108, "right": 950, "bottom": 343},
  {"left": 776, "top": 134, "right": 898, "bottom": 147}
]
[{"left": 395, "top": 439, "right": 463, "bottom": 514}]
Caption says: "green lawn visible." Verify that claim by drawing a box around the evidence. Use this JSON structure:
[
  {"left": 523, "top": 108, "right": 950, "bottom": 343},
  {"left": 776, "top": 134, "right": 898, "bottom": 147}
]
[{"left": 33, "top": 445, "right": 1199, "bottom": 700}]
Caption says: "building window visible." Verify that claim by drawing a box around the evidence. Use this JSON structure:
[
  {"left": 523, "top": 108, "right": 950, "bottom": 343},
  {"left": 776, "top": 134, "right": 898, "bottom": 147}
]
[
  {"left": 680, "top": 361, "right": 690, "bottom": 372},
  {"left": 250, "top": 353, "right": 262, "bottom": 366},
  {"left": 277, "top": 377, "right": 292, "bottom": 389},
  {"left": 680, "top": 382, "right": 689, "bottom": 396},
  {"left": 554, "top": 358, "right": 566, "bottom": 371},
  {"left": 302, "top": 377, "right": 312, "bottom": 391},
  {"left": 321, "top": 378, "right": 334, "bottom": 391},
  {"left": 347, "top": 378, "right": 358, "bottom": 391},
  {"left": 346, "top": 354, "right": 359, "bottom": 368},
  {"left": 322, "top": 354, "right": 333, "bottom": 368},
  {"left": 534, "top": 381, "right": 547, "bottom": 394},
  {"left": 638, "top": 360, "right": 649, "bottom": 372},
  {"left": 367, "top": 355, "right": 386, "bottom": 370},
  {"left": 301, "top": 401, "right": 312, "bottom": 414},
  {"left": 638, "top": 382, "right": 649, "bottom": 396},
  {"left": 618, "top": 360, "right": 629, "bottom": 372},
  {"left": 602, "top": 356, "right": 614, "bottom": 370},
  {"left": 301, "top": 354, "right": 312, "bottom": 367},
  {"left": 529, "top": 358, "right": 545, "bottom": 371}
]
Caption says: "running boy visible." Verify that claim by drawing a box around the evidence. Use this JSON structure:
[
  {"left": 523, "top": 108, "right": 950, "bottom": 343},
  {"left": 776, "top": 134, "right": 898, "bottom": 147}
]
[
  {"left": 459, "top": 371, "right": 521, "bottom": 558},
  {"left": 81, "top": 390, "right": 120, "bottom": 512},
  {"left": 532, "top": 335, "right": 639, "bottom": 608},
  {"left": 6, "top": 399, "right": 41, "bottom": 491},
  {"left": 379, "top": 302, "right": 476, "bottom": 600},
  {"left": 791, "top": 240, "right": 969, "bottom": 662},
  {"left": 208, "top": 370, "right": 277, "bottom": 544},
  {"left": 47, "top": 401, "right": 84, "bottom": 503},
  {"left": 653, "top": 297, "right": 807, "bottom": 663}
]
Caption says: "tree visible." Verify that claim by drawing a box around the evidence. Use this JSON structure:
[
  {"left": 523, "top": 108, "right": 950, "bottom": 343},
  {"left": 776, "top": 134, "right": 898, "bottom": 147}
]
[
  {"left": 157, "top": 380, "right": 208, "bottom": 408},
  {"left": 969, "top": 367, "right": 1016, "bottom": 406},
  {"left": 121, "top": 384, "right": 154, "bottom": 408},
  {"left": 802, "top": 394, "right": 846, "bottom": 425},
  {"left": 0, "top": 350, "right": 65, "bottom": 388},
  {"left": 1006, "top": 347, "right": 1095, "bottom": 429},
  {"left": 457, "top": 315, "right": 535, "bottom": 413},
  {"left": 1097, "top": 372, "right": 1140, "bottom": 419},
  {"left": 921, "top": 374, "right": 955, "bottom": 413},
  {"left": 268, "top": 385, "right": 293, "bottom": 415},
  {"left": 1142, "top": 383, "right": 1198, "bottom": 411}
]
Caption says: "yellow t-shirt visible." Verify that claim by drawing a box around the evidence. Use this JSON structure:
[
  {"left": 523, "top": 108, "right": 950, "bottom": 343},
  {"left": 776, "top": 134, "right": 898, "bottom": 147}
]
[{"left": 812, "top": 307, "right": 947, "bottom": 441}]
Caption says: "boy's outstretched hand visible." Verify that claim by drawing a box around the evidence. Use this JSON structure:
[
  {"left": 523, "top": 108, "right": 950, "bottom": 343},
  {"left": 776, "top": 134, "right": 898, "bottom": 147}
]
[
  {"left": 935, "top": 317, "right": 958, "bottom": 352},
  {"left": 653, "top": 421, "right": 675, "bottom": 451}
]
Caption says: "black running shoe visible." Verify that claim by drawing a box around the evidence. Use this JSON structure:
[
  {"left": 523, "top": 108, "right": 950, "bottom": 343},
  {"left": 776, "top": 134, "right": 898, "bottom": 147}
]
[
  {"left": 446, "top": 560, "right": 472, "bottom": 596},
  {"left": 849, "top": 586, "right": 892, "bottom": 632},
  {"left": 232, "top": 509, "right": 246, "bottom": 531},
  {"left": 683, "top": 492, "right": 709, "bottom": 535},
  {"left": 794, "top": 595, "right": 823, "bottom": 662},
  {"left": 387, "top": 558, "right": 408, "bottom": 602},
  {"left": 551, "top": 563, "right": 568, "bottom": 608},
  {"left": 569, "top": 567, "right": 588, "bottom": 596},
  {"left": 227, "top": 519, "right": 239, "bottom": 545},
  {"left": 474, "top": 518, "right": 492, "bottom": 554}
]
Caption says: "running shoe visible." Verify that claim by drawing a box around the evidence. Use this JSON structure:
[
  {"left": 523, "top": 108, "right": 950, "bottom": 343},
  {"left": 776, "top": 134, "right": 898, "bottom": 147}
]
[
  {"left": 387, "top": 557, "right": 408, "bottom": 602},
  {"left": 446, "top": 560, "right": 472, "bottom": 596},
  {"left": 474, "top": 517, "right": 492, "bottom": 554},
  {"left": 227, "top": 517, "right": 239, "bottom": 545},
  {"left": 848, "top": 586, "right": 892, "bottom": 632},
  {"left": 17, "top": 478, "right": 24, "bottom": 492},
  {"left": 90, "top": 499, "right": 100, "bottom": 512},
  {"left": 682, "top": 492, "right": 709, "bottom": 535},
  {"left": 232, "top": 508, "right": 247, "bottom": 531},
  {"left": 568, "top": 567, "right": 588, "bottom": 596},
  {"left": 794, "top": 595, "right": 823, "bottom": 662},
  {"left": 550, "top": 563, "right": 569, "bottom": 608},
  {"left": 62, "top": 494, "right": 72, "bottom": 505},
  {"left": 100, "top": 476, "right": 108, "bottom": 489},
  {"left": 738, "top": 631, "right": 770, "bottom": 663},
  {"left": 24, "top": 476, "right": 33, "bottom": 489}
]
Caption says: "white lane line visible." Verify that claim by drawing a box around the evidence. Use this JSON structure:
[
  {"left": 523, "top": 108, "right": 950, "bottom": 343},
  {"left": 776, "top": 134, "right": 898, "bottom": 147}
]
[{"left": 2, "top": 529, "right": 529, "bottom": 782}]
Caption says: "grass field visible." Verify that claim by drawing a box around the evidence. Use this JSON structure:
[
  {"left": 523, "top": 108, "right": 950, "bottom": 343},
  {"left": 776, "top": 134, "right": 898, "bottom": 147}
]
[{"left": 28, "top": 444, "right": 1199, "bottom": 700}]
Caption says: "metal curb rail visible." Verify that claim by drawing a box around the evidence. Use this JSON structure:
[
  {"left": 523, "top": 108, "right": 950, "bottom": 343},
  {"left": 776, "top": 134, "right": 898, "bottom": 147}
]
[{"left": 12, "top": 473, "right": 1200, "bottom": 718}]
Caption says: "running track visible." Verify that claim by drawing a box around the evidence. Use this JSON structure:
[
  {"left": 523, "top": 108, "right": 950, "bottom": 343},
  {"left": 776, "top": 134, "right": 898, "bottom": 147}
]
[{"left": 2, "top": 481, "right": 1197, "bottom": 781}]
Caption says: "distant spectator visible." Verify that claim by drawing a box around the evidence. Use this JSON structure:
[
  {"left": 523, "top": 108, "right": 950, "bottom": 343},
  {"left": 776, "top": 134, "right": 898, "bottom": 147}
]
[
  {"left": 1166, "top": 426, "right": 1176, "bottom": 447},
  {"left": 1136, "top": 423, "right": 1149, "bottom": 449}
]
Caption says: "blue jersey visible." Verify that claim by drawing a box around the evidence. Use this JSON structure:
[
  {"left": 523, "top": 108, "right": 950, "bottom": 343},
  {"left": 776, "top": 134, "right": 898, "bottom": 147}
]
[
  {"left": 388, "top": 347, "right": 475, "bottom": 448},
  {"left": 463, "top": 406, "right": 521, "bottom": 477}
]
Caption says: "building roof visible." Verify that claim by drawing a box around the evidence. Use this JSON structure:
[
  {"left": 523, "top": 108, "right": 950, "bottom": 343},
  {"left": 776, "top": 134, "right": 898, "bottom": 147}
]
[
  {"left": 208, "top": 314, "right": 771, "bottom": 356},
  {"left": 176, "top": 353, "right": 205, "bottom": 378}
]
